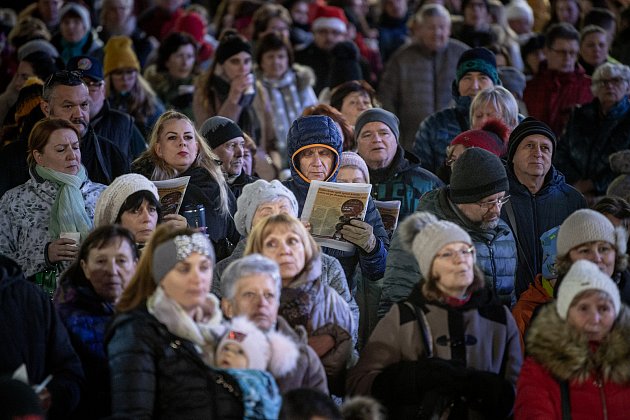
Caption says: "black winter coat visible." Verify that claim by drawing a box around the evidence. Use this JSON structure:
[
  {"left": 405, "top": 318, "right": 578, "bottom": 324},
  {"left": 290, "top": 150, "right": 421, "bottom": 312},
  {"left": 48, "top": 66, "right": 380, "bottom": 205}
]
[{"left": 106, "top": 305, "right": 243, "bottom": 420}]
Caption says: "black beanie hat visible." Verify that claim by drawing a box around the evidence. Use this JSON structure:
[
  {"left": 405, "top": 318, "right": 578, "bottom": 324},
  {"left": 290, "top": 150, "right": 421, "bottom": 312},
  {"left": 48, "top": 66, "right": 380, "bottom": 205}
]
[
  {"left": 200, "top": 116, "right": 244, "bottom": 149},
  {"left": 328, "top": 41, "right": 363, "bottom": 90},
  {"left": 450, "top": 147, "right": 509, "bottom": 204},
  {"left": 507, "top": 117, "right": 557, "bottom": 162},
  {"left": 215, "top": 32, "right": 252, "bottom": 64}
]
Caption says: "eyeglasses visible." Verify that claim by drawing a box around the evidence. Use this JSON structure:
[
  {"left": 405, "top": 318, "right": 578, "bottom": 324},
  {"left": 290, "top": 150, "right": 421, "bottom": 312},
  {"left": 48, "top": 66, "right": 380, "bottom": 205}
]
[
  {"left": 435, "top": 246, "right": 475, "bottom": 260},
  {"left": 477, "top": 195, "right": 510, "bottom": 210},
  {"left": 595, "top": 77, "right": 626, "bottom": 87},
  {"left": 548, "top": 47, "right": 578, "bottom": 57}
]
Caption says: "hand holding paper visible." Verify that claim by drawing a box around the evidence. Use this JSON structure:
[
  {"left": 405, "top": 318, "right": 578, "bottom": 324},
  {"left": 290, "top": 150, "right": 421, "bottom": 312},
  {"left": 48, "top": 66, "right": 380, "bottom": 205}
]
[{"left": 340, "top": 219, "right": 376, "bottom": 253}]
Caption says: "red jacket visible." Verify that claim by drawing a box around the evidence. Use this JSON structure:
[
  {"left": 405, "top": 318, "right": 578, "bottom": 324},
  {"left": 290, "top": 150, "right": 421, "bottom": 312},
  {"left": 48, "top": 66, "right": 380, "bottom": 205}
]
[
  {"left": 511, "top": 274, "right": 553, "bottom": 353},
  {"left": 523, "top": 62, "right": 593, "bottom": 136}
]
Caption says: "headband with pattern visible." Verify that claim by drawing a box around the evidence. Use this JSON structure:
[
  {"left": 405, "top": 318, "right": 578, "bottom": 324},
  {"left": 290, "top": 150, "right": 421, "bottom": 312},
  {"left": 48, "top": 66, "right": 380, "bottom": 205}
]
[{"left": 152, "top": 233, "right": 215, "bottom": 284}]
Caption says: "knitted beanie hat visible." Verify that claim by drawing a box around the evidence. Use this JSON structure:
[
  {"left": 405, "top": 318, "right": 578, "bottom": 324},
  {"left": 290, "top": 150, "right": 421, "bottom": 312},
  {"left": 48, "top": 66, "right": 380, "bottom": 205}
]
[
  {"left": 456, "top": 47, "right": 500, "bottom": 85},
  {"left": 556, "top": 209, "right": 626, "bottom": 256},
  {"left": 217, "top": 316, "right": 299, "bottom": 376},
  {"left": 17, "top": 39, "right": 59, "bottom": 61},
  {"left": 399, "top": 212, "right": 474, "bottom": 279},
  {"left": 340, "top": 151, "right": 370, "bottom": 183},
  {"left": 556, "top": 259, "right": 621, "bottom": 320},
  {"left": 215, "top": 32, "right": 252, "bottom": 65},
  {"left": 103, "top": 36, "right": 140, "bottom": 75},
  {"left": 505, "top": 0, "right": 534, "bottom": 23},
  {"left": 200, "top": 116, "right": 244, "bottom": 149},
  {"left": 507, "top": 117, "right": 557, "bottom": 162},
  {"left": 60, "top": 2, "right": 91, "bottom": 30},
  {"left": 14, "top": 77, "right": 44, "bottom": 122},
  {"left": 94, "top": 174, "right": 159, "bottom": 226},
  {"left": 450, "top": 119, "right": 510, "bottom": 157},
  {"left": 328, "top": 41, "right": 362, "bottom": 89},
  {"left": 234, "top": 179, "right": 299, "bottom": 236},
  {"left": 354, "top": 108, "right": 400, "bottom": 143},
  {"left": 449, "top": 147, "right": 509, "bottom": 204}
]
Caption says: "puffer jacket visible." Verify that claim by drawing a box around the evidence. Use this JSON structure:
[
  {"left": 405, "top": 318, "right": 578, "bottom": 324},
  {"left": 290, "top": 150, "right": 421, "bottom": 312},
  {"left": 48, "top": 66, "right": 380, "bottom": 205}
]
[
  {"left": 369, "top": 145, "right": 444, "bottom": 220},
  {"left": 378, "top": 39, "right": 469, "bottom": 151},
  {"left": 348, "top": 286, "right": 522, "bottom": 420},
  {"left": 515, "top": 304, "right": 630, "bottom": 420},
  {"left": 283, "top": 115, "right": 390, "bottom": 284},
  {"left": 555, "top": 96, "right": 630, "bottom": 195},
  {"left": 212, "top": 238, "right": 360, "bottom": 345},
  {"left": 502, "top": 165, "right": 586, "bottom": 297},
  {"left": 413, "top": 88, "right": 472, "bottom": 174},
  {"left": 53, "top": 274, "right": 115, "bottom": 419},
  {"left": 0, "top": 171, "right": 105, "bottom": 278},
  {"left": 379, "top": 188, "right": 517, "bottom": 317},
  {"left": 106, "top": 304, "right": 243, "bottom": 420}
]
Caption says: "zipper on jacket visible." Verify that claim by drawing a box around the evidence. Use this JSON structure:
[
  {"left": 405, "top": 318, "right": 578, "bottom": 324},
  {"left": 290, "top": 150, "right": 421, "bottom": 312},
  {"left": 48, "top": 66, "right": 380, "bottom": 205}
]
[{"left": 595, "top": 374, "right": 609, "bottom": 420}]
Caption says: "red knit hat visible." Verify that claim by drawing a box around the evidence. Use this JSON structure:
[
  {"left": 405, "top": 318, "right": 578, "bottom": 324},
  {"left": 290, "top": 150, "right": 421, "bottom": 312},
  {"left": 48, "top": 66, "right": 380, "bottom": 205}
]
[
  {"left": 450, "top": 119, "right": 510, "bottom": 157},
  {"left": 312, "top": 5, "right": 348, "bottom": 33}
]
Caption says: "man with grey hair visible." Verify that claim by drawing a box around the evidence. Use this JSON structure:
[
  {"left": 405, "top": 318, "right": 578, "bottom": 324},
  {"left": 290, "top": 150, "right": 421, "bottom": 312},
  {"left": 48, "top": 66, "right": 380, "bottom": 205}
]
[
  {"left": 221, "top": 254, "right": 328, "bottom": 393},
  {"left": 378, "top": 4, "right": 469, "bottom": 151}
]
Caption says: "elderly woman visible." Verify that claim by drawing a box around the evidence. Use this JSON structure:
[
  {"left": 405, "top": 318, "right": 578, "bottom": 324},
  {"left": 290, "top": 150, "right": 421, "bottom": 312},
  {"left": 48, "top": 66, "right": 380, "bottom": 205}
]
[
  {"left": 0, "top": 118, "right": 105, "bottom": 283},
  {"left": 132, "top": 110, "right": 239, "bottom": 261},
  {"left": 330, "top": 80, "right": 377, "bottom": 129},
  {"left": 347, "top": 212, "right": 522, "bottom": 419},
  {"left": 556, "top": 63, "right": 630, "bottom": 200},
  {"left": 144, "top": 32, "right": 199, "bottom": 119},
  {"left": 53, "top": 225, "right": 138, "bottom": 419},
  {"left": 106, "top": 226, "right": 240, "bottom": 419},
  {"left": 245, "top": 213, "right": 355, "bottom": 392},
  {"left": 94, "top": 173, "right": 188, "bottom": 248},
  {"left": 255, "top": 32, "right": 317, "bottom": 160},
  {"left": 220, "top": 253, "right": 328, "bottom": 393},
  {"left": 213, "top": 179, "right": 359, "bottom": 336},
  {"left": 515, "top": 260, "right": 630, "bottom": 419}
]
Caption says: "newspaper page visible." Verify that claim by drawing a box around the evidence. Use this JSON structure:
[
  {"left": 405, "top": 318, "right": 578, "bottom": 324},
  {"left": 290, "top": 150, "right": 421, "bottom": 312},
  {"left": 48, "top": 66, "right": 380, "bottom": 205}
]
[
  {"left": 374, "top": 200, "right": 401, "bottom": 239},
  {"left": 301, "top": 180, "right": 372, "bottom": 252},
  {"left": 153, "top": 176, "right": 190, "bottom": 215}
]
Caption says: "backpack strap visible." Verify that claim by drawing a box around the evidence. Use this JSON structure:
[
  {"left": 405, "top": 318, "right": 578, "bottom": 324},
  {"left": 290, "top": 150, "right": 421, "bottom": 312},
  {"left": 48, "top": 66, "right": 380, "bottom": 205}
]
[{"left": 399, "top": 301, "right": 433, "bottom": 357}]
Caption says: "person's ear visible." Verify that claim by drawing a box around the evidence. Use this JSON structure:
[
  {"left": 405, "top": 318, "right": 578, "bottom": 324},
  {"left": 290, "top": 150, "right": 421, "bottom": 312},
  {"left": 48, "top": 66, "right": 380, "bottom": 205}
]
[
  {"left": 221, "top": 298, "right": 234, "bottom": 318},
  {"left": 80, "top": 259, "right": 90, "bottom": 279},
  {"left": 40, "top": 100, "right": 50, "bottom": 117}
]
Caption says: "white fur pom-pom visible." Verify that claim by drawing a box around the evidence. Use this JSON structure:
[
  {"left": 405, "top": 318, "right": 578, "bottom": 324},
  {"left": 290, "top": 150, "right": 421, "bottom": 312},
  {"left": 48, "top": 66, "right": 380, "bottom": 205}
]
[{"left": 267, "top": 330, "right": 299, "bottom": 377}]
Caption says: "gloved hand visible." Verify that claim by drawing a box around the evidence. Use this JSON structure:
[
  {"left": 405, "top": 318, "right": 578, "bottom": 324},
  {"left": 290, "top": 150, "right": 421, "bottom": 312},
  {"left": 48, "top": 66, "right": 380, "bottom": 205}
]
[
  {"left": 463, "top": 369, "right": 515, "bottom": 418},
  {"left": 340, "top": 219, "right": 376, "bottom": 253}
]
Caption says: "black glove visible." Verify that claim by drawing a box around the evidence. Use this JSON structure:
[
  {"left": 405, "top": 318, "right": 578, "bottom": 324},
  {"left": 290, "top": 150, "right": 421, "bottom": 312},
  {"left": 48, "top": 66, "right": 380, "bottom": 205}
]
[{"left": 462, "top": 370, "right": 515, "bottom": 419}]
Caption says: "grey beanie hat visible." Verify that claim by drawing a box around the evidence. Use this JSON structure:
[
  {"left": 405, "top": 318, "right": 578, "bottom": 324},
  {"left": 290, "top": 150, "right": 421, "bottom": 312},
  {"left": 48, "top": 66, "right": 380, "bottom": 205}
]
[
  {"left": 556, "top": 259, "right": 621, "bottom": 320},
  {"left": 449, "top": 147, "right": 509, "bottom": 204},
  {"left": 60, "top": 2, "right": 91, "bottom": 30},
  {"left": 234, "top": 179, "right": 299, "bottom": 236},
  {"left": 399, "top": 212, "right": 474, "bottom": 279},
  {"left": 152, "top": 233, "right": 215, "bottom": 284},
  {"left": 556, "top": 209, "right": 625, "bottom": 256},
  {"left": 17, "top": 39, "right": 59, "bottom": 61},
  {"left": 354, "top": 108, "right": 400, "bottom": 143},
  {"left": 200, "top": 116, "right": 244, "bottom": 149},
  {"left": 94, "top": 174, "right": 159, "bottom": 226}
]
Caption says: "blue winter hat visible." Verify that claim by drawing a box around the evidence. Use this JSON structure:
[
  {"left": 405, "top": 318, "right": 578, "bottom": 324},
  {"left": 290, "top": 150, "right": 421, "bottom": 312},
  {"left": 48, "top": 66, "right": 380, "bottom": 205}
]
[{"left": 456, "top": 47, "right": 500, "bottom": 85}]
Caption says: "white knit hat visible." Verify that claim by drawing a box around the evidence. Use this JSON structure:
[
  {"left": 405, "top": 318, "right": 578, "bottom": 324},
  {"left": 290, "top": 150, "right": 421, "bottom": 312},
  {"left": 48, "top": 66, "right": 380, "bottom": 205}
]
[
  {"left": 340, "top": 151, "right": 370, "bottom": 183},
  {"left": 556, "top": 259, "right": 621, "bottom": 320},
  {"left": 216, "top": 316, "right": 299, "bottom": 377},
  {"left": 94, "top": 174, "right": 159, "bottom": 226},
  {"left": 234, "top": 180, "right": 299, "bottom": 236},
  {"left": 60, "top": 2, "right": 91, "bottom": 30},
  {"left": 557, "top": 209, "right": 626, "bottom": 256},
  {"left": 399, "top": 212, "right": 474, "bottom": 279}
]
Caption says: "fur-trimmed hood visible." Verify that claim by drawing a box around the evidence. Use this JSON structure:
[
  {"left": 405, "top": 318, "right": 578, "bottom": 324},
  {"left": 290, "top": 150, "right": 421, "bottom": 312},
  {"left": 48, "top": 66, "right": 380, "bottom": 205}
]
[{"left": 526, "top": 303, "right": 630, "bottom": 384}]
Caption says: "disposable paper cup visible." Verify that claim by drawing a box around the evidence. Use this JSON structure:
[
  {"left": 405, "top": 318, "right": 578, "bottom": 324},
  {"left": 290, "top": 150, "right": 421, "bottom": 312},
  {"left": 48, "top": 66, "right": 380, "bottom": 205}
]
[{"left": 60, "top": 232, "right": 81, "bottom": 246}]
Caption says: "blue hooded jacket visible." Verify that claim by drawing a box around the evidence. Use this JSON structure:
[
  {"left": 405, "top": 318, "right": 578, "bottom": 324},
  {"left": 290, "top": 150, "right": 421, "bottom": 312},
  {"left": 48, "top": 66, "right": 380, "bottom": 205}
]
[{"left": 283, "top": 116, "right": 390, "bottom": 285}]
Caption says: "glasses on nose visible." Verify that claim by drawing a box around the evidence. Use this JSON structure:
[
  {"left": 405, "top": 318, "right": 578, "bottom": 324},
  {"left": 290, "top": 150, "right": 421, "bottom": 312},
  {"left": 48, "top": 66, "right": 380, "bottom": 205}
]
[
  {"left": 596, "top": 77, "right": 625, "bottom": 87},
  {"left": 435, "top": 246, "right": 475, "bottom": 260},
  {"left": 476, "top": 195, "right": 510, "bottom": 210},
  {"left": 549, "top": 48, "right": 578, "bottom": 57}
]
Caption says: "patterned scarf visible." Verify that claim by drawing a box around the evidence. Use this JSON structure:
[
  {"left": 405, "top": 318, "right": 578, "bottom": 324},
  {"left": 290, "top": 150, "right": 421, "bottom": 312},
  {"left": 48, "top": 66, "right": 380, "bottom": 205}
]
[
  {"left": 36, "top": 164, "right": 92, "bottom": 241},
  {"left": 261, "top": 70, "right": 303, "bottom": 155}
]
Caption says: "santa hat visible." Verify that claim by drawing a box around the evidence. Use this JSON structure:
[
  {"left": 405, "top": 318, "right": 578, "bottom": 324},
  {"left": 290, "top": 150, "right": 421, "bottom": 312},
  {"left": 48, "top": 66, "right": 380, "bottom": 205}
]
[
  {"left": 312, "top": 5, "right": 348, "bottom": 33},
  {"left": 217, "top": 317, "right": 299, "bottom": 377}
]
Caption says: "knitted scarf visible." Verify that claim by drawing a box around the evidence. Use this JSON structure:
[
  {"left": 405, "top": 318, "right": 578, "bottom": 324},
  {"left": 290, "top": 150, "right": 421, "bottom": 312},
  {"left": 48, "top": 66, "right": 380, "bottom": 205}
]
[
  {"left": 36, "top": 164, "right": 92, "bottom": 241},
  {"left": 60, "top": 33, "right": 89, "bottom": 64},
  {"left": 261, "top": 70, "right": 302, "bottom": 155}
]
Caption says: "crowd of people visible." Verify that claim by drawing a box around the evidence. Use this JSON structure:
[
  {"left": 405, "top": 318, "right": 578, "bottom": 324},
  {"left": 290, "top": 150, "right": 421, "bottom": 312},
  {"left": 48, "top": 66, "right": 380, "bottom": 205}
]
[{"left": 0, "top": 0, "right": 630, "bottom": 418}]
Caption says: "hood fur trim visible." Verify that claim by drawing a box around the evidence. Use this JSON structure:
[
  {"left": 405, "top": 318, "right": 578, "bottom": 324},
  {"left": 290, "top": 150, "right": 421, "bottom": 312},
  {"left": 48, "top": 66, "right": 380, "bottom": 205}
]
[{"left": 526, "top": 304, "right": 630, "bottom": 384}]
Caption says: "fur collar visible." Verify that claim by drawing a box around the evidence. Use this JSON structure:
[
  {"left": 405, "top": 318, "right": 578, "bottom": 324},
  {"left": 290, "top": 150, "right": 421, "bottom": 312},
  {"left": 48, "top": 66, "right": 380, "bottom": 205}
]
[{"left": 526, "top": 304, "right": 630, "bottom": 384}]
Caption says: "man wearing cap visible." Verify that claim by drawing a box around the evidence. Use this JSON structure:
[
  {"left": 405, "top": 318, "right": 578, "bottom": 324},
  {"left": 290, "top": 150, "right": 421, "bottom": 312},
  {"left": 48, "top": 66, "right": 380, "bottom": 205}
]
[
  {"left": 200, "top": 116, "right": 258, "bottom": 199},
  {"left": 354, "top": 108, "right": 443, "bottom": 220},
  {"left": 379, "top": 147, "right": 518, "bottom": 316},
  {"left": 67, "top": 55, "right": 146, "bottom": 164},
  {"left": 284, "top": 115, "right": 390, "bottom": 287},
  {"left": 523, "top": 23, "right": 593, "bottom": 136},
  {"left": 414, "top": 47, "right": 500, "bottom": 174},
  {"left": 501, "top": 117, "right": 585, "bottom": 298},
  {"left": 378, "top": 4, "right": 469, "bottom": 152},
  {"left": 40, "top": 70, "right": 129, "bottom": 185}
]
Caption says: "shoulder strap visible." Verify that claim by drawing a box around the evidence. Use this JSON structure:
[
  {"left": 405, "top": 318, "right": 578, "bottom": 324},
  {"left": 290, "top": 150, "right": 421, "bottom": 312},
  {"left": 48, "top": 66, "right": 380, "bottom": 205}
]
[
  {"left": 504, "top": 201, "right": 536, "bottom": 282},
  {"left": 402, "top": 301, "right": 433, "bottom": 358}
]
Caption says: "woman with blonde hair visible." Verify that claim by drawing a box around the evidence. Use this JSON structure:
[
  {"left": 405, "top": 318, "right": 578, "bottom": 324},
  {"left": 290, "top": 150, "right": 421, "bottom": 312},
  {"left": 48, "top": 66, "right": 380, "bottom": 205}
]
[{"left": 132, "top": 110, "right": 239, "bottom": 260}]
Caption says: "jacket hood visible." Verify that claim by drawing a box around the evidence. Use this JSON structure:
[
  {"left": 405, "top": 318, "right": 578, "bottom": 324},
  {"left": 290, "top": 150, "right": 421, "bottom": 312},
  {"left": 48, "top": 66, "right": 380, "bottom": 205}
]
[
  {"left": 526, "top": 303, "right": 630, "bottom": 384},
  {"left": 287, "top": 115, "right": 342, "bottom": 186}
]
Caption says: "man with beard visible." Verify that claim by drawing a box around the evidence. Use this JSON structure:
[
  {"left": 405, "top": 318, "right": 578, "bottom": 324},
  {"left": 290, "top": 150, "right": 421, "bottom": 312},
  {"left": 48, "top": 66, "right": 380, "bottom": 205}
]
[
  {"left": 40, "top": 70, "right": 129, "bottom": 184},
  {"left": 379, "top": 147, "right": 517, "bottom": 317},
  {"left": 200, "top": 116, "right": 257, "bottom": 199}
]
